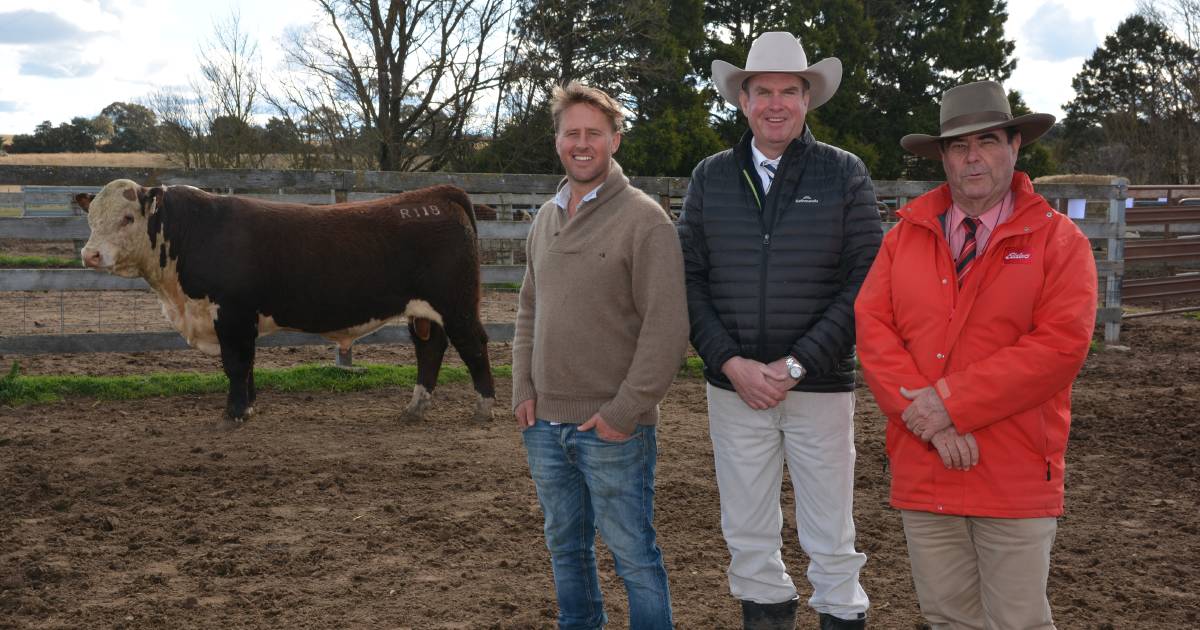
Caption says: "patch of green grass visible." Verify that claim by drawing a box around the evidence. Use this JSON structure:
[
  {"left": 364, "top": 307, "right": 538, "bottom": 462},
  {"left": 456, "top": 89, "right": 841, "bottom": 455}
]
[
  {"left": 679, "top": 356, "right": 705, "bottom": 379},
  {"left": 483, "top": 282, "right": 522, "bottom": 290},
  {"left": 0, "top": 361, "right": 513, "bottom": 407},
  {"left": 0, "top": 254, "right": 79, "bottom": 268},
  {"left": 1187, "top": 311, "right": 1200, "bottom": 322}
]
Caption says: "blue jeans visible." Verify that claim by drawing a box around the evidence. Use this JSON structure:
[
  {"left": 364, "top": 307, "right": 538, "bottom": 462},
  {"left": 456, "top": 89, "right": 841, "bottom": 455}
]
[{"left": 522, "top": 420, "right": 674, "bottom": 630}]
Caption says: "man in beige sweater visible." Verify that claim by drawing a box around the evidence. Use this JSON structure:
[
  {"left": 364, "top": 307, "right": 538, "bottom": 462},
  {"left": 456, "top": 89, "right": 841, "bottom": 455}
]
[{"left": 512, "top": 81, "right": 689, "bottom": 629}]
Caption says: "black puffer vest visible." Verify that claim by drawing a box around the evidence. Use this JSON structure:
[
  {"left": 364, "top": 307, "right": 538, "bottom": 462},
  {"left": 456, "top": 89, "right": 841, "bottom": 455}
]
[{"left": 678, "top": 128, "right": 883, "bottom": 392}]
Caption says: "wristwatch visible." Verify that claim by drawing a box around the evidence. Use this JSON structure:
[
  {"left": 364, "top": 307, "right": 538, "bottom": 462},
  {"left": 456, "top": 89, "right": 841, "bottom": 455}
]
[{"left": 785, "top": 356, "right": 806, "bottom": 380}]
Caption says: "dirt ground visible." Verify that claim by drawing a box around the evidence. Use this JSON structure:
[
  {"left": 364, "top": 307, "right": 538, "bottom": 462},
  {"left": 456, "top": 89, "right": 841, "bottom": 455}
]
[{"left": 1, "top": 295, "right": 1199, "bottom": 628}]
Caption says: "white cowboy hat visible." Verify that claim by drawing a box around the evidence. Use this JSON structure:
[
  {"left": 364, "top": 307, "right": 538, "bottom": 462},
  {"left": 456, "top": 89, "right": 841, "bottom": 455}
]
[
  {"left": 900, "top": 80, "right": 1056, "bottom": 160},
  {"left": 711, "top": 31, "right": 843, "bottom": 110}
]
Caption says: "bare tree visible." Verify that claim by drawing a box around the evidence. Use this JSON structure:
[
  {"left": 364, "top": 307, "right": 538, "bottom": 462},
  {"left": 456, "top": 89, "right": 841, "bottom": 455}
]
[
  {"left": 195, "top": 10, "right": 264, "bottom": 168},
  {"left": 143, "top": 10, "right": 265, "bottom": 169},
  {"left": 143, "top": 87, "right": 204, "bottom": 168},
  {"left": 264, "top": 40, "right": 372, "bottom": 169},
  {"left": 1139, "top": 0, "right": 1200, "bottom": 49},
  {"left": 197, "top": 11, "right": 260, "bottom": 123},
  {"left": 280, "top": 0, "right": 511, "bottom": 171}
]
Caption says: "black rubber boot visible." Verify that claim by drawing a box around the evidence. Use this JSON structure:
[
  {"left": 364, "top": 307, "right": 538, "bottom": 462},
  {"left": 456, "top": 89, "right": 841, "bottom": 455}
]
[
  {"left": 818, "top": 611, "right": 866, "bottom": 629},
  {"left": 741, "top": 598, "right": 798, "bottom": 630}
]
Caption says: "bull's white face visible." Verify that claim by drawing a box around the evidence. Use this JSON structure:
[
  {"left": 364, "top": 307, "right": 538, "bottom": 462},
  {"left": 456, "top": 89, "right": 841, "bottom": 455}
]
[{"left": 79, "top": 179, "right": 160, "bottom": 278}]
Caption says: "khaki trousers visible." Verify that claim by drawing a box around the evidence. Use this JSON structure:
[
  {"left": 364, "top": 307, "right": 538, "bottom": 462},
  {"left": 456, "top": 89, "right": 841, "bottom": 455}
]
[
  {"left": 901, "top": 510, "right": 1057, "bottom": 630},
  {"left": 707, "top": 385, "right": 869, "bottom": 619}
]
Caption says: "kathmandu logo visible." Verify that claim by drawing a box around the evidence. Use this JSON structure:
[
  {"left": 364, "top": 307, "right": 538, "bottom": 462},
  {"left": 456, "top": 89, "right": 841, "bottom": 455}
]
[
  {"left": 795, "top": 196, "right": 819, "bottom": 204},
  {"left": 1003, "top": 248, "right": 1034, "bottom": 264}
]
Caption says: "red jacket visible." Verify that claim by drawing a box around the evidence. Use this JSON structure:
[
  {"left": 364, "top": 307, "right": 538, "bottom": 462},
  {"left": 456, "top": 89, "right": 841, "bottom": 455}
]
[{"left": 855, "top": 172, "right": 1097, "bottom": 518}]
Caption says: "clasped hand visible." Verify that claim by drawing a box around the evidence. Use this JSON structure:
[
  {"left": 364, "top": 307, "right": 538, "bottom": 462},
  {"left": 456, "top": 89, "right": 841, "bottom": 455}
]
[
  {"left": 900, "top": 386, "right": 978, "bottom": 471},
  {"left": 721, "top": 356, "right": 798, "bottom": 410}
]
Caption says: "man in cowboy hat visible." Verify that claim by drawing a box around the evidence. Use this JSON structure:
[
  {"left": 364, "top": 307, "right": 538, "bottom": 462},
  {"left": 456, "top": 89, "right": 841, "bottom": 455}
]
[
  {"left": 855, "top": 80, "right": 1097, "bottom": 629},
  {"left": 678, "top": 31, "right": 880, "bottom": 630}
]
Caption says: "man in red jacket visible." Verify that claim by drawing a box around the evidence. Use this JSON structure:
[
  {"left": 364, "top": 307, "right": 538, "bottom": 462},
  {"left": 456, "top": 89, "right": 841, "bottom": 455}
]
[{"left": 855, "top": 80, "right": 1097, "bottom": 629}]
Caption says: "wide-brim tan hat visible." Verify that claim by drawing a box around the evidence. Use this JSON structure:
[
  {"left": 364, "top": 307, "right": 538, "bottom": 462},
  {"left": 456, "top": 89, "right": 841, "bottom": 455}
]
[
  {"left": 901, "top": 80, "right": 1056, "bottom": 160},
  {"left": 712, "top": 31, "right": 842, "bottom": 110}
]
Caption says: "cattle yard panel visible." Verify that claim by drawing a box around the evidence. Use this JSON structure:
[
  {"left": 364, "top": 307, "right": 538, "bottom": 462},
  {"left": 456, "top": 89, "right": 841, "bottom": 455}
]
[
  {"left": 1121, "top": 185, "right": 1200, "bottom": 315},
  {"left": 0, "top": 166, "right": 1131, "bottom": 355}
]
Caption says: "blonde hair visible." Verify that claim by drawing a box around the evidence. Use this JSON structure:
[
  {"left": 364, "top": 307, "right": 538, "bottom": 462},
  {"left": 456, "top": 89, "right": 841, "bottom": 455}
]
[{"left": 550, "top": 81, "right": 623, "bottom": 133}]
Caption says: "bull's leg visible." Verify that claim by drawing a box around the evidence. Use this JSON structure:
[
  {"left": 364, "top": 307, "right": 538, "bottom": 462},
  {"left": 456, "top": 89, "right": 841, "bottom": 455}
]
[
  {"left": 404, "top": 319, "right": 448, "bottom": 422},
  {"left": 247, "top": 360, "right": 257, "bottom": 410},
  {"left": 445, "top": 315, "right": 496, "bottom": 423},
  {"left": 215, "top": 311, "right": 258, "bottom": 423}
]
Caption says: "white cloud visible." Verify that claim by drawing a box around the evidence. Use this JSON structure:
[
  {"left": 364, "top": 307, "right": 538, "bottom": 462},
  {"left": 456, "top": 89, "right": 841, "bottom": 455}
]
[
  {"left": 0, "top": 0, "right": 304, "bottom": 135},
  {"left": 1023, "top": 2, "right": 1098, "bottom": 61},
  {"left": 1006, "top": 0, "right": 1141, "bottom": 118},
  {"left": 19, "top": 45, "right": 101, "bottom": 79},
  {"left": 0, "top": 8, "right": 101, "bottom": 44}
]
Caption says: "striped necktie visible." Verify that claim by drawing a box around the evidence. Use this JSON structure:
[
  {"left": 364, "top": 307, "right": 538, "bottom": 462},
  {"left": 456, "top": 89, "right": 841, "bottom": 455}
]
[
  {"left": 956, "top": 217, "right": 981, "bottom": 286},
  {"left": 762, "top": 161, "right": 777, "bottom": 191}
]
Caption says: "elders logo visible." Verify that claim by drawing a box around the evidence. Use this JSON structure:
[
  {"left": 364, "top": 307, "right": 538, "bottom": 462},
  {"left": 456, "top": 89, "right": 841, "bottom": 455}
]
[{"left": 1003, "top": 248, "right": 1033, "bottom": 264}]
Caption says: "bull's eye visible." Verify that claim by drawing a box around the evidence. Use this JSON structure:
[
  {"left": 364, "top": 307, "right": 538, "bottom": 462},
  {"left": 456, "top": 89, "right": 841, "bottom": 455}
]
[{"left": 121, "top": 214, "right": 135, "bottom": 227}]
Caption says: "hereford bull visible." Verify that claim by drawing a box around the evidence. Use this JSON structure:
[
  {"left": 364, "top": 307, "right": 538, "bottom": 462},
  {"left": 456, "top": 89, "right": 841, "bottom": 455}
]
[{"left": 76, "top": 180, "right": 495, "bottom": 425}]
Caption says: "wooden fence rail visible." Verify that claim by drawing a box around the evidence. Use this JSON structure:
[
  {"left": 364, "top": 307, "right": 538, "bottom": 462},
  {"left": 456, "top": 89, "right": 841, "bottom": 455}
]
[{"left": 0, "top": 166, "right": 1130, "bottom": 356}]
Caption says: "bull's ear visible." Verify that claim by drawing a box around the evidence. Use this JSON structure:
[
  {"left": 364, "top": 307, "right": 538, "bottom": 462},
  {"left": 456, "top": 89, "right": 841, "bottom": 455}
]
[
  {"left": 137, "top": 186, "right": 165, "bottom": 216},
  {"left": 74, "top": 193, "right": 95, "bottom": 213}
]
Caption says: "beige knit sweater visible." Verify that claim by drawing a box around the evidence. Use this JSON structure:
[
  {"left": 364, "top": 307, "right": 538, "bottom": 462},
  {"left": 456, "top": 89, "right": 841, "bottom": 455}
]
[{"left": 511, "top": 161, "right": 689, "bottom": 434}]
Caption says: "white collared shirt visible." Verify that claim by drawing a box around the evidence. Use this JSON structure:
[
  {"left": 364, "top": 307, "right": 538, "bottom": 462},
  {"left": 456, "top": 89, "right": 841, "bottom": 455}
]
[
  {"left": 554, "top": 183, "right": 603, "bottom": 214},
  {"left": 750, "top": 142, "right": 781, "bottom": 194}
]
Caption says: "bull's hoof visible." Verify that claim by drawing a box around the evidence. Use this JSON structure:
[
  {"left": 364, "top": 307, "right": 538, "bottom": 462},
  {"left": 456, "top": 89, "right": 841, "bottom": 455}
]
[
  {"left": 472, "top": 396, "right": 496, "bottom": 423},
  {"left": 216, "top": 417, "right": 246, "bottom": 431},
  {"left": 218, "top": 405, "right": 254, "bottom": 430},
  {"left": 401, "top": 384, "right": 432, "bottom": 422}
]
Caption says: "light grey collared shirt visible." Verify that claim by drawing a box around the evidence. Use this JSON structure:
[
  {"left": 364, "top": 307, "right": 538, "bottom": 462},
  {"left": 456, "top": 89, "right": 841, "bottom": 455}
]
[
  {"left": 554, "top": 183, "right": 603, "bottom": 215},
  {"left": 750, "top": 142, "right": 781, "bottom": 194}
]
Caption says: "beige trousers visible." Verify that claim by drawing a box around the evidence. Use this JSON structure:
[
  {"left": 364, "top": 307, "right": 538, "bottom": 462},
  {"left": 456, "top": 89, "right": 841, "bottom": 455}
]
[
  {"left": 901, "top": 510, "right": 1058, "bottom": 630},
  {"left": 707, "top": 385, "right": 869, "bottom": 619}
]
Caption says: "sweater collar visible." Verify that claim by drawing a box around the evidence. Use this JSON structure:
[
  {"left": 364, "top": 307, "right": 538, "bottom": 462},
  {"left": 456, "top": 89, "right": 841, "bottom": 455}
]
[{"left": 554, "top": 160, "right": 631, "bottom": 218}]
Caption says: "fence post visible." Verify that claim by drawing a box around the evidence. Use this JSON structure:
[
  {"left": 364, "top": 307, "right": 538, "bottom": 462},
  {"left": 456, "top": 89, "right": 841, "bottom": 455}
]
[
  {"left": 497, "top": 193, "right": 513, "bottom": 221},
  {"left": 496, "top": 193, "right": 515, "bottom": 265},
  {"left": 332, "top": 185, "right": 352, "bottom": 363},
  {"left": 1106, "top": 179, "right": 1127, "bottom": 344}
]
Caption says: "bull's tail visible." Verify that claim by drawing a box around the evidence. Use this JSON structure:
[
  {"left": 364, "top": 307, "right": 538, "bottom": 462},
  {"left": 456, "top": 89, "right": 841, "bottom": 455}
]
[
  {"left": 446, "top": 185, "right": 477, "bottom": 236},
  {"left": 441, "top": 185, "right": 482, "bottom": 309}
]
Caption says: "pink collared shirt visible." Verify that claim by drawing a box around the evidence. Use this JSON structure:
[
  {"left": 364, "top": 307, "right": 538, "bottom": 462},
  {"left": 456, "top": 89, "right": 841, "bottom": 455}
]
[{"left": 946, "top": 191, "right": 1014, "bottom": 260}]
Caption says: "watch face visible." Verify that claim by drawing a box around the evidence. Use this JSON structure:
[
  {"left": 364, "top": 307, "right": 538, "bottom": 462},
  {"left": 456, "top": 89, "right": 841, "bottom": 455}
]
[{"left": 786, "top": 357, "right": 802, "bottom": 379}]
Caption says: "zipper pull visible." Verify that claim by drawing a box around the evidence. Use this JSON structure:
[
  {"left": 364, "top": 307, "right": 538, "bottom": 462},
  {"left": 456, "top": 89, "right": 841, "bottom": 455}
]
[{"left": 763, "top": 233, "right": 771, "bottom": 247}]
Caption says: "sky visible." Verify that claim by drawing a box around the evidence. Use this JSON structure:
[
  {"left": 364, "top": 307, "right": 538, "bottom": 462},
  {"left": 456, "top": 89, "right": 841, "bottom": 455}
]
[{"left": 0, "top": 0, "right": 1144, "bottom": 136}]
